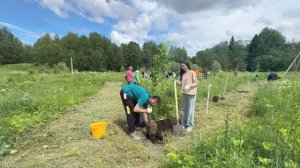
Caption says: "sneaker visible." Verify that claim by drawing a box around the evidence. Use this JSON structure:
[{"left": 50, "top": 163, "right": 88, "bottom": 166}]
[
  {"left": 186, "top": 127, "right": 194, "bottom": 133},
  {"left": 130, "top": 132, "right": 141, "bottom": 140}
]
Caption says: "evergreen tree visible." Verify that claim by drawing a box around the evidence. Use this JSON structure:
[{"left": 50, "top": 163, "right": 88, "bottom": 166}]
[
  {"left": 247, "top": 34, "right": 260, "bottom": 71},
  {"left": 228, "top": 36, "right": 247, "bottom": 71}
]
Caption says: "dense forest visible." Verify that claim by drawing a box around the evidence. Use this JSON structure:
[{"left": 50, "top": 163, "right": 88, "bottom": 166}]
[{"left": 0, "top": 26, "right": 299, "bottom": 72}]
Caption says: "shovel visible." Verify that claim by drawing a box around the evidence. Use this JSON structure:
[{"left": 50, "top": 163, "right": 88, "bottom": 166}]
[{"left": 172, "top": 73, "right": 185, "bottom": 135}]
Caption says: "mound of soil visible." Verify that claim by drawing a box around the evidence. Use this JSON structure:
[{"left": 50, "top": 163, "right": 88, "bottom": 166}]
[
  {"left": 212, "top": 96, "right": 225, "bottom": 102},
  {"left": 146, "top": 118, "right": 176, "bottom": 143}
]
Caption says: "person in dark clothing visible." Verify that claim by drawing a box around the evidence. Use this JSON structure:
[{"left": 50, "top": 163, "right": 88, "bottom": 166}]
[
  {"left": 120, "top": 84, "right": 161, "bottom": 140},
  {"left": 202, "top": 70, "right": 208, "bottom": 80}
]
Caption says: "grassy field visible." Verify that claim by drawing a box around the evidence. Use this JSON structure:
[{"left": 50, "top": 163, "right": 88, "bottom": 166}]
[
  {"left": 162, "top": 72, "right": 300, "bottom": 167},
  {"left": 1, "top": 64, "right": 298, "bottom": 167},
  {"left": 0, "top": 64, "right": 124, "bottom": 156}
]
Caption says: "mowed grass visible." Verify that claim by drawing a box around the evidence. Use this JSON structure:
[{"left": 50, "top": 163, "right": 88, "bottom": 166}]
[
  {"left": 0, "top": 64, "right": 124, "bottom": 156},
  {"left": 0, "top": 65, "right": 283, "bottom": 167}
]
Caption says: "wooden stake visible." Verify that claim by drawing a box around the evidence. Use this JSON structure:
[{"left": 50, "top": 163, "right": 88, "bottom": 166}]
[
  {"left": 222, "top": 74, "right": 229, "bottom": 98},
  {"left": 206, "top": 84, "right": 212, "bottom": 115},
  {"left": 71, "top": 57, "right": 74, "bottom": 75},
  {"left": 284, "top": 51, "right": 300, "bottom": 75}
]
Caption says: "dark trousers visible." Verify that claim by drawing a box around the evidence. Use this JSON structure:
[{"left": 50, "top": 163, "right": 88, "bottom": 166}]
[{"left": 120, "top": 89, "right": 140, "bottom": 133}]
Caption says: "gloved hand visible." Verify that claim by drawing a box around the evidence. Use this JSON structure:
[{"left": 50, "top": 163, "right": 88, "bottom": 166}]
[
  {"left": 146, "top": 106, "right": 153, "bottom": 113},
  {"left": 183, "top": 85, "right": 192, "bottom": 90}
]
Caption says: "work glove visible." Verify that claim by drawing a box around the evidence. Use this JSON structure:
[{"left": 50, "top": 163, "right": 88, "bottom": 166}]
[
  {"left": 172, "top": 72, "right": 176, "bottom": 78},
  {"left": 183, "top": 85, "right": 192, "bottom": 90},
  {"left": 146, "top": 106, "right": 153, "bottom": 113}
]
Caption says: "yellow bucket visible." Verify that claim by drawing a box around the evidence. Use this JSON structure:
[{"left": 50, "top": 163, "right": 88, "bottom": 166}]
[{"left": 90, "top": 121, "right": 108, "bottom": 139}]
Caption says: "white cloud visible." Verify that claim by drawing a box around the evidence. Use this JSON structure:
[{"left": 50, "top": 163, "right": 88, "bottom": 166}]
[
  {"left": 110, "top": 30, "right": 134, "bottom": 45},
  {"left": 149, "top": 7, "right": 169, "bottom": 30},
  {"left": 256, "top": 16, "right": 273, "bottom": 26},
  {"left": 31, "top": 0, "right": 300, "bottom": 56},
  {"left": 37, "top": 0, "right": 71, "bottom": 17},
  {"left": 165, "top": 32, "right": 185, "bottom": 42},
  {"left": 34, "top": 0, "right": 135, "bottom": 23},
  {"left": 130, "top": 0, "right": 158, "bottom": 12},
  {"left": 159, "top": 0, "right": 260, "bottom": 14},
  {"left": 0, "top": 21, "right": 41, "bottom": 39},
  {"left": 113, "top": 13, "right": 151, "bottom": 37}
]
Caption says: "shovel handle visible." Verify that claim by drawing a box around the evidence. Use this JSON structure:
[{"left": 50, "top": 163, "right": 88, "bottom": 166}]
[{"left": 174, "top": 79, "right": 179, "bottom": 125}]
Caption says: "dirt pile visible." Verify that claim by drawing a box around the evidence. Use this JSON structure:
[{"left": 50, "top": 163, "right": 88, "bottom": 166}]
[{"left": 146, "top": 118, "right": 175, "bottom": 143}]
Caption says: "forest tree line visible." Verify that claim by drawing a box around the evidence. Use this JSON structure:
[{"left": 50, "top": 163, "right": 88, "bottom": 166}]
[{"left": 0, "top": 26, "right": 299, "bottom": 72}]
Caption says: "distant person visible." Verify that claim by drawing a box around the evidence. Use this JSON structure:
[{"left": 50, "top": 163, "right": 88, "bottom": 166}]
[
  {"left": 143, "top": 70, "right": 148, "bottom": 79},
  {"left": 176, "top": 61, "right": 198, "bottom": 132},
  {"left": 202, "top": 70, "right": 208, "bottom": 80},
  {"left": 194, "top": 69, "right": 200, "bottom": 77},
  {"left": 141, "top": 71, "right": 145, "bottom": 78},
  {"left": 133, "top": 70, "right": 142, "bottom": 85},
  {"left": 125, "top": 66, "right": 134, "bottom": 84},
  {"left": 120, "top": 84, "right": 161, "bottom": 140}
]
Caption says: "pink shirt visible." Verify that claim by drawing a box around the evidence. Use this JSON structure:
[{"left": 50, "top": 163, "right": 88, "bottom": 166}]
[
  {"left": 181, "top": 70, "right": 197, "bottom": 95},
  {"left": 125, "top": 70, "right": 133, "bottom": 83}
]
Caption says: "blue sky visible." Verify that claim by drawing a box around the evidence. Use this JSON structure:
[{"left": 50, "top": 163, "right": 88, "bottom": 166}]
[{"left": 1, "top": 0, "right": 300, "bottom": 56}]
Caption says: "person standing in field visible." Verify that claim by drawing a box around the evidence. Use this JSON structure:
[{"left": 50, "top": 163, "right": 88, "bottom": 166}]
[
  {"left": 177, "top": 61, "right": 198, "bottom": 132},
  {"left": 133, "top": 70, "right": 142, "bottom": 85},
  {"left": 125, "top": 66, "right": 134, "bottom": 84},
  {"left": 143, "top": 70, "right": 148, "bottom": 79},
  {"left": 120, "top": 84, "right": 161, "bottom": 140}
]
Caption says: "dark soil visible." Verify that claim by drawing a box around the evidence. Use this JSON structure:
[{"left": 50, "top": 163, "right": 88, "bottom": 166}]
[
  {"left": 212, "top": 96, "right": 225, "bottom": 102},
  {"left": 146, "top": 118, "right": 176, "bottom": 143}
]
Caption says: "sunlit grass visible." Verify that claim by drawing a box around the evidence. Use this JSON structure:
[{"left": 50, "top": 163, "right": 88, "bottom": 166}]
[
  {"left": 0, "top": 64, "right": 124, "bottom": 156},
  {"left": 161, "top": 72, "right": 300, "bottom": 167}
]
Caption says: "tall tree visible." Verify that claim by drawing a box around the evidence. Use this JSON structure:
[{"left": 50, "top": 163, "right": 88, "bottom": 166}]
[
  {"left": 212, "top": 41, "right": 230, "bottom": 70},
  {"left": 0, "top": 27, "right": 23, "bottom": 64},
  {"left": 141, "top": 41, "right": 158, "bottom": 67},
  {"left": 247, "top": 27, "right": 286, "bottom": 71},
  {"left": 169, "top": 46, "right": 188, "bottom": 63},
  {"left": 195, "top": 50, "right": 216, "bottom": 70},
  {"left": 122, "top": 41, "right": 141, "bottom": 69},
  {"left": 32, "top": 33, "right": 63, "bottom": 66},
  {"left": 88, "top": 32, "right": 108, "bottom": 70},
  {"left": 247, "top": 34, "right": 260, "bottom": 71},
  {"left": 106, "top": 44, "right": 123, "bottom": 71},
  {"left": 228, "top": 37, "right": 247, "bottom": 71}
]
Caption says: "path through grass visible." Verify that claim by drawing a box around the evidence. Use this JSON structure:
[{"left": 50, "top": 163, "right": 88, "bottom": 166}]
[{"left": 0, "top": 81, "right": 261, "bottom": 168}]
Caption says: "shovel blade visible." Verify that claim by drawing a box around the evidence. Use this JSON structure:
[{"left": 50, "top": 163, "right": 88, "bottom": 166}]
[{"left": 173, "top": 124, "right": 185, "bottom": 135}]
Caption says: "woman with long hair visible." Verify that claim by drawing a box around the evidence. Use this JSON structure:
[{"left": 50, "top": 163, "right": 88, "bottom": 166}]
[{"left": 177, "top": 61, "right": 198, "bottom": 132}]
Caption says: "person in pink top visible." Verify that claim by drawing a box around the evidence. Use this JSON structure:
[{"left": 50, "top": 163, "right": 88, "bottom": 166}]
[
  {"left": 125, "top": 66, "right": 134, "bottom": 84},
  {"left": 176, "top": 61, "right": 198, "bottom": 132}
]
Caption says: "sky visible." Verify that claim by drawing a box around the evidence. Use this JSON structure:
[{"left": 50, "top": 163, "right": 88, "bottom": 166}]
[{"left": 0, "top": 0, "right": 300, "bottom": 56}]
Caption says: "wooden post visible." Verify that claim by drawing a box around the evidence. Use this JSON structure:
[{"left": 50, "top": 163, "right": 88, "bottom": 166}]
[
  {"left": 222, "top": 74, "right": 229, "bottom": 98},
  {"left": 206, "top": 84, "right": 212, "bottom": 115},
  {"left": 71, "top": 57, "right": 74, "bottom": 75},
  {"left": 284, "top": 51, "right": 300, "bottom": 75}
]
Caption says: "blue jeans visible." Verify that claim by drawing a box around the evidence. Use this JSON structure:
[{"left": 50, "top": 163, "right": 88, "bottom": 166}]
[{"left": 181, "top": 94, "right": 195, "bottom": 128}]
